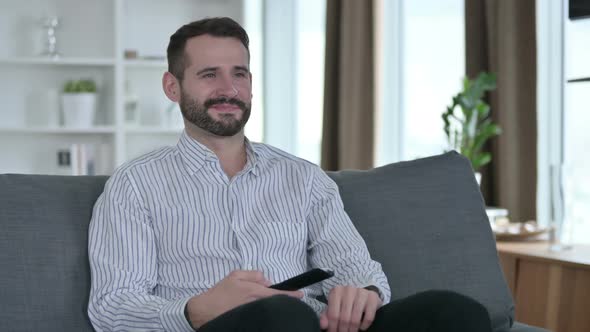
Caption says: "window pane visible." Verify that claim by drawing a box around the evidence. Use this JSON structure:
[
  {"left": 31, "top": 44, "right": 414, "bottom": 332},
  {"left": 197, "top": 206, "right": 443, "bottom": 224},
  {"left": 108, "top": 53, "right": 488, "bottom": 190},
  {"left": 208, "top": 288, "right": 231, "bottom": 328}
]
[
  {"left": 296, "top": 0, "right": 326, "bottom": 164},
  {"left": 262, "top": 0, "right": 325, "bottom": 164},
  {"left": 243, "top": 0, "right": 264, "bottom": 142},
  {"left": 562, "top": 18, "right": 590, "bottom": 244},
  {"left": 401, "top": 0, "right": 464, "bottom": 160}
]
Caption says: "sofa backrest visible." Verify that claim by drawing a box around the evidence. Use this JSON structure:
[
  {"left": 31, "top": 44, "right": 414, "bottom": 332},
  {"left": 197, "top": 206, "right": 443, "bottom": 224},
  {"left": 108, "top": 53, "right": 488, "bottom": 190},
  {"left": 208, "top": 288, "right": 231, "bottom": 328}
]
[
  {"left": 327, "top": 151, "right": 514, "bottom": 332},
  {"left": 0, "top": 174, "right": 107, "bottom": 332},
  {"left": 0, "top": 152, "right": 514, "bottom": 332}
]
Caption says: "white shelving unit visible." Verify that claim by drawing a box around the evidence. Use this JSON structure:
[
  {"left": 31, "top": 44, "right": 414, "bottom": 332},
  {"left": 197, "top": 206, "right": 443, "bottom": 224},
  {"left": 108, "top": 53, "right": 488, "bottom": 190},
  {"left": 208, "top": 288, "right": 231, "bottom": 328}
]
[
  {"left": 0, "top": 0, "right": 243, "bottom": 175},
  {"left": 0, "top": 57, "right": 117, "bottom": 66},
  {"left": 0, "top": 126, "right": 116, "bottom": 134},
  {"left": 123, "top": 60, "right": 169, "bottom": 68}
]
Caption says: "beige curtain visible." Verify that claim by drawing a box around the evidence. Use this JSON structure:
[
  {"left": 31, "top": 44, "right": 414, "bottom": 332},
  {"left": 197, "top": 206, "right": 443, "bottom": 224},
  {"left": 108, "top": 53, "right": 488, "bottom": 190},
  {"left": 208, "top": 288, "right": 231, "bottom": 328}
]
[
  {"left": 321, "top": 0, "right": 375, "bottom": 171},
  {"left": 466, "top": 0, "right": 537, "bottom": 223}
]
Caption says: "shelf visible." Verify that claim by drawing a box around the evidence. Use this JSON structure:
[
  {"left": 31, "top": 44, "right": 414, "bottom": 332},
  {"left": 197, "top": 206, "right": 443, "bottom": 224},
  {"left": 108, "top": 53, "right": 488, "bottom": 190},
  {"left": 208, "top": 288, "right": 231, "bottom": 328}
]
[
  {"left": 0, "top": 57, "right": 116, "bottom": 66},
  {"left": 125, "top": 127, "right": 183, "bottom": 134},
  {"left": 124, "top": 59, "right": 168, "bottom": 68},
  {"left": 0, "top": 126, "right": 116, "bottom": 134}
]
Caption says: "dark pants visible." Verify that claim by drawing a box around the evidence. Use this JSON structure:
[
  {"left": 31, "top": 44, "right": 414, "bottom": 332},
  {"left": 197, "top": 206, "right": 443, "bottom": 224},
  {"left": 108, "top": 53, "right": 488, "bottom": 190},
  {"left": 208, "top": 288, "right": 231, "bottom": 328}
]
[{"left": 199, "top": 290, "right": 493, "bottom": 332}]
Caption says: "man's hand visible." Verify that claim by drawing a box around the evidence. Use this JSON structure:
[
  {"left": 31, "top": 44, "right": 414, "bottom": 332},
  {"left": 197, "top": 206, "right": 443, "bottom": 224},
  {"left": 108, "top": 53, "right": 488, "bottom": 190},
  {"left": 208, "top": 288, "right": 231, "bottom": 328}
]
[
  {"left": 320, "top": 286, "right": 382, "bottom": 332},
  {"left": 185, "top": 270, "right": 303, "bottom": 329}
]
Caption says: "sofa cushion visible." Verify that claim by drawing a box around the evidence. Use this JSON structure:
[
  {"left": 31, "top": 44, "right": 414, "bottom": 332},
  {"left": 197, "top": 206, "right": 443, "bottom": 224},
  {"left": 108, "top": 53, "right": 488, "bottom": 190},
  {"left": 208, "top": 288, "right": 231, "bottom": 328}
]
[
  {"left": 0, "top": 174, "right": 107, "bottom": 332},
  {"left": 327, "top": 152, "right": 515, "bottom": 332}
]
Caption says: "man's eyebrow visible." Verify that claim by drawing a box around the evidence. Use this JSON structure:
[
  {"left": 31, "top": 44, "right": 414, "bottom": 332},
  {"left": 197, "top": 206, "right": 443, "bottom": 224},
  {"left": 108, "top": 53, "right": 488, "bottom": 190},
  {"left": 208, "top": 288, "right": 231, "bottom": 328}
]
[
  {"left": 234, "top": 66, "right": 249, "bottom": 72},
  {"left": 195, "top": 66, "right": 249, "bottom": 76},
  {"left": 196, "top": 67, "right": 218, "bottom": 76}
]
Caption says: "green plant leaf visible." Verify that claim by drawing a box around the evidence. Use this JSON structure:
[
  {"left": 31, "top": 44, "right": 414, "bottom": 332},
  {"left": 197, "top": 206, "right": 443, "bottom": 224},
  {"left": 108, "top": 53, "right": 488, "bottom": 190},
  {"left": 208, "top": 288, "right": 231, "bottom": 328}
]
[
  {"left": 471, "top": 152, "right": 492, "bottom": 171},
  {"left": 473, "top": 123, "right": 501, "bottom": 153},
  {"left": 475, "top": 101, "right": 490, "bottom": 118},
  {"left": 442, "top": 71, "right": 500, "bottom": 167},
  {"left": 63, "top": 78, "right": 97, "bottom": 93},
  {"left": 479, "top": 72, "right": 497, "bottom": 90}
]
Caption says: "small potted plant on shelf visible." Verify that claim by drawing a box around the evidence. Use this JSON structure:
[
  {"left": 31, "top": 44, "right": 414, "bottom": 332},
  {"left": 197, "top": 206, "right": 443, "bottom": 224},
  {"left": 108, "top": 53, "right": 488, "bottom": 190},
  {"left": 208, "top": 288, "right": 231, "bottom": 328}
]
[
  {"left": 442, "top": 72, "right": 502, "bottom": 185},
  {"left": 61, "top": 78, "right": 97, "bottom": 128}
]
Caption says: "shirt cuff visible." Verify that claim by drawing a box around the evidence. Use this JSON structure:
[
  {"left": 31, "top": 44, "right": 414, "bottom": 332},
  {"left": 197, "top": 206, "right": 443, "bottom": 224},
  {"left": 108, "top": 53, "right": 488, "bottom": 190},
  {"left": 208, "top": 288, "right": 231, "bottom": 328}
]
[{"left": 159, "top": 295, "right": 195, "bottom": 332}]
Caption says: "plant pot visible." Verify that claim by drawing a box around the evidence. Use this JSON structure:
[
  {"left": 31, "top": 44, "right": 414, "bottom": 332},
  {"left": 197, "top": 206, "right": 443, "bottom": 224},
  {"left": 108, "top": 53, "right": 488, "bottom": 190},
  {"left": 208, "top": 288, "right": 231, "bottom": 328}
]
[{"left": 61, "top": 93, "right": 96, "bottom": 127}]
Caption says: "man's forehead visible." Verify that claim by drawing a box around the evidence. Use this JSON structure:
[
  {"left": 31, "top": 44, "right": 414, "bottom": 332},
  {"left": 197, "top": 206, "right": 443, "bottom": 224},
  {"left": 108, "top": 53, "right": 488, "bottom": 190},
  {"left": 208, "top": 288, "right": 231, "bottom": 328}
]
[
  {"left": 184, "top": 35, "right": 249, "bottom": 69},
  {"left": 185, "top": 35, "right": 247, "bottom": 55}
]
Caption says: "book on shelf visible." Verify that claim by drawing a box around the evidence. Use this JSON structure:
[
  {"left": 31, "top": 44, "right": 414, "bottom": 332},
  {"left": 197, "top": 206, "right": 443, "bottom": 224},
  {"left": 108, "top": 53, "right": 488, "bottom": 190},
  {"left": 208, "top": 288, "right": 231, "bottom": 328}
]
[{"left": 56, "top": 143, "right": 112, "bottom": 176}]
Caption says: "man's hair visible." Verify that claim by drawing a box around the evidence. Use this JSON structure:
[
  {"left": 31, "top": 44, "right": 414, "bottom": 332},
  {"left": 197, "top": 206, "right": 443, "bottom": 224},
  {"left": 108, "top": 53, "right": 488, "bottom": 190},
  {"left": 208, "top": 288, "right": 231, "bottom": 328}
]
[{"left": 167, "top": 17, "right": 250, "bottom": 81}]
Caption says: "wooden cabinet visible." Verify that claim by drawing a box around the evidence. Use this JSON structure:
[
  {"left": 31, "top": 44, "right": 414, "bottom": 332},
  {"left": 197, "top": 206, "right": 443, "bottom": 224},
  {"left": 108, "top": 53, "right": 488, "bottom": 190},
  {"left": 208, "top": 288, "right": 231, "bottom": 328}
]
[{"left": 497, "top": 242, "right": 590, "bottom": 332}]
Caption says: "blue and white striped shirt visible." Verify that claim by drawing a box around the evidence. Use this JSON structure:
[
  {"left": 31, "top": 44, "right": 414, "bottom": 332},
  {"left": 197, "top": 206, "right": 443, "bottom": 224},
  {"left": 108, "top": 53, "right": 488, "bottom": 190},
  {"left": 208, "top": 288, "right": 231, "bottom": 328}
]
[{"left": 88, "top": 130, "right": 391, "bottom": 331}]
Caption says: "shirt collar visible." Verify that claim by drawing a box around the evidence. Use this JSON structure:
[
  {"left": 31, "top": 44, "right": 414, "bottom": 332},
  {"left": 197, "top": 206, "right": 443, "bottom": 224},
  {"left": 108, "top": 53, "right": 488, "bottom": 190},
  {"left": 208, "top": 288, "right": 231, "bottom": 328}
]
[
  {"left": 244, "top": 137, "right": 261, "bottom": 177},
  {"left": 177, "top": 130, "right": 261, "bottom": 176}
]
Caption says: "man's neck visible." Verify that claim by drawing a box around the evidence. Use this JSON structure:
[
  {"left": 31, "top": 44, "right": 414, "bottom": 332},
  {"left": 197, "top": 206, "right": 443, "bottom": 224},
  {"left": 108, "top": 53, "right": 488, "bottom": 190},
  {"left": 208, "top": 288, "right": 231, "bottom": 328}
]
[{"left": 185, "top": 124, "right": 247, "bottom": 179}]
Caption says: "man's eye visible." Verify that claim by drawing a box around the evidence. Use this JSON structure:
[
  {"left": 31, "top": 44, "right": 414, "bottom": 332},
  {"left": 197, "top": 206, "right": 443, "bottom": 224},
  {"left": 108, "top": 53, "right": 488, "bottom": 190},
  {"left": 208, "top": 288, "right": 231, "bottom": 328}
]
[
  {"left": 202, "top": 73, "right": 216, "bottom": 79},
  {"left": 235, "top": 72, "right": 247, "bottom": 78}
]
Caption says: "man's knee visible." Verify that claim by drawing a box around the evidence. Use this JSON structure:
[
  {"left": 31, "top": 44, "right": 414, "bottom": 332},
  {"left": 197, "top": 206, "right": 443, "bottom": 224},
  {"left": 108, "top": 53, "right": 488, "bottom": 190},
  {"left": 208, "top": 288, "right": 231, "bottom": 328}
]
[
  {"left": 423, "top": 290, "right": 492, "bottom": 331},
  {"left": 253, "top": 295, "right": 320, "bottom": 331},
  {"left": 425, "top": 290, "right": 488, "bottom": 313},
  {"left": 367, "top": 290, "right": 492, "bottom": 332}
]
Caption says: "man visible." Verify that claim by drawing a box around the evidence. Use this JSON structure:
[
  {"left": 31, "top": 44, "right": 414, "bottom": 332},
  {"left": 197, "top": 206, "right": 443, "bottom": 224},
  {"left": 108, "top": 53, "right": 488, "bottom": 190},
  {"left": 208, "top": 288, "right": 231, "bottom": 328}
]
[{"left": 88, "top": 17, "right": 492, "bottom": 332}]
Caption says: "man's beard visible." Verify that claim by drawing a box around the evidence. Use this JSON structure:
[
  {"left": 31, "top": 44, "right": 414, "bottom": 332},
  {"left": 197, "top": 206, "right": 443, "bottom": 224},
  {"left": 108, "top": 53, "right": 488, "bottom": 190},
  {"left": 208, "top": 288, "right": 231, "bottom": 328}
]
[{"left": 179, "top": 89, "right": 251, "bottom": 137}]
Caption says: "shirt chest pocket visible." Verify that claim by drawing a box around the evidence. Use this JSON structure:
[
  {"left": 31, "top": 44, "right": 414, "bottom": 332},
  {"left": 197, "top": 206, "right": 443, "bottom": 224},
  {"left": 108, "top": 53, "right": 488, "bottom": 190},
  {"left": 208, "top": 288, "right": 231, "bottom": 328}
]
[
  {"left": 151, "top": 203, "right": 235, "bottom": 260},
  {"left": 244, "top": 221, "right": 307, "bottom": 264}
]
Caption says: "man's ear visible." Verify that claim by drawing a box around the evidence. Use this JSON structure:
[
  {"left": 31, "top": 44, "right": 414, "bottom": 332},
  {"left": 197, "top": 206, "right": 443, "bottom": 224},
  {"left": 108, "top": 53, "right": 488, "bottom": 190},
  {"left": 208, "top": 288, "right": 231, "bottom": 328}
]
[
  {"left": 249, "top": 72, "right": 253, "bottom": 98},
  {"left": 162, "top": 72, "right": 181, "bottom": 102}
]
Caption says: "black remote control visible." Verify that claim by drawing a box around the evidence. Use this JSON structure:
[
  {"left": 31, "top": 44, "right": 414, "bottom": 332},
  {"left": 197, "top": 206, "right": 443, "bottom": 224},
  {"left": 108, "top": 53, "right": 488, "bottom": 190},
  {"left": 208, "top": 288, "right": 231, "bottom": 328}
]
[{"left": 269, "top": 268, "right": 334, "bottom": 291}]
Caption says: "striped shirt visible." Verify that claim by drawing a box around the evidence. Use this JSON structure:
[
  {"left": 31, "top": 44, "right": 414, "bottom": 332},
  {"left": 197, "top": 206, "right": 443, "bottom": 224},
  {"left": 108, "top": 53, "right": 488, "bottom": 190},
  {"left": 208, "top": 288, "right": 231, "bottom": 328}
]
[{"left": 88, "top": 130, "right": 391, "bottom": 332}]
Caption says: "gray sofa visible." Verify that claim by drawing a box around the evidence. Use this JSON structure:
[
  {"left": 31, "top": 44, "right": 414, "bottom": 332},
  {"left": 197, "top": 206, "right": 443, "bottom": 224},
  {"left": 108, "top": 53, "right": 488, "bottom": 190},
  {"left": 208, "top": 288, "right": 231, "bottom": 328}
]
[{"left": 0, "top": 151, "right": 549, "bottom": 332}]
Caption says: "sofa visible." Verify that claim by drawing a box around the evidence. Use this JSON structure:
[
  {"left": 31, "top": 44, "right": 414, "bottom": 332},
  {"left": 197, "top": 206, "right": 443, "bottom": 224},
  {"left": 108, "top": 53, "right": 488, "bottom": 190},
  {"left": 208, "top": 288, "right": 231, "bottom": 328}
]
[{"left": 0, "top": 151, "right": 549, "bottom": 332}]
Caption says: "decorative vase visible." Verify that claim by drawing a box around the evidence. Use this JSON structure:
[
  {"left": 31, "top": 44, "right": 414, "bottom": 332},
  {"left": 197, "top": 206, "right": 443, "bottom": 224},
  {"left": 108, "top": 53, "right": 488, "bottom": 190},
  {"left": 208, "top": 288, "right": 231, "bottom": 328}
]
[
  {"left": 40, "top": 16, "right": 61, "bottom": 59},
  {"left": 61, "top": 93, "right": 97, "bottom": 127},
  {"left": 124, "top": 80, "right": 139, "bottom": 126}
]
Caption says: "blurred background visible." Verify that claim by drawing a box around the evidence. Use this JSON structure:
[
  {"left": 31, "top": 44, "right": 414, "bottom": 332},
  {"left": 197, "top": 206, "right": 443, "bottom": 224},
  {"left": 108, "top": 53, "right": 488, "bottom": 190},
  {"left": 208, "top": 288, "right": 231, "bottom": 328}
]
[{"left": 0, "top": 0, "right": 588, "bottom": 245}]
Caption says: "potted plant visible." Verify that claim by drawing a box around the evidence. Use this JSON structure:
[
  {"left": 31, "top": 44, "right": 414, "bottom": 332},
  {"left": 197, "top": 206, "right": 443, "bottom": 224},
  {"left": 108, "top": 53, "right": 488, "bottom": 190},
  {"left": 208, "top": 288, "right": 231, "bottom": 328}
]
[
  {"left": 442, "top": 72, "right": 501, "bottom": 185},
  {"left": 61, "top": 79, "right": 97, "bottom": 127}
]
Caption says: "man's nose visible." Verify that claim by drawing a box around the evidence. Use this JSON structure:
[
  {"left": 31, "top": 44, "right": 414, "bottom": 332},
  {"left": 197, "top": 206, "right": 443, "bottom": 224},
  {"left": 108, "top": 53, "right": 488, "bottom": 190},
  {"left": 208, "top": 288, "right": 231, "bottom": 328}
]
[{"left": 215, "top": 75, "right": 238, "bottom": 98}]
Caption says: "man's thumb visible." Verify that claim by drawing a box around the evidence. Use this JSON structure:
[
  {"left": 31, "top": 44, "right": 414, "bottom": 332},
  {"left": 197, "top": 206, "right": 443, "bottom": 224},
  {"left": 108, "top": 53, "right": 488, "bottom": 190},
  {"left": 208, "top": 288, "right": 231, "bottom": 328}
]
[{"left": 320, "top": 310, "right": 329, "bottom": 329}]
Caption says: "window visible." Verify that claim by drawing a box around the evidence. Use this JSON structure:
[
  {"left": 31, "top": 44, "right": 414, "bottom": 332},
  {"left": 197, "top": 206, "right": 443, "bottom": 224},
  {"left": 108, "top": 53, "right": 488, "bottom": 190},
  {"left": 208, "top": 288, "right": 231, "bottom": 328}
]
[
  {"left": 295, "top": 0, "right": 326, "bottom": 164},
  {"left": 262, "top": 0, "right": 326, "bottom": 165},
  {"left": 262, "top": 0, "right": 464, "bottom": 167},
  {"left": 376, "top": 0, "right": 465, "bottom": 165},
  {"left": 537, "top": 0, "right": 590, "bottom": 244},
  {"left": 561, "top": 14, "right": 590, "bottom": 244},
  {"left": 243, "top": 0, "right": 264, "bottom": 143}
]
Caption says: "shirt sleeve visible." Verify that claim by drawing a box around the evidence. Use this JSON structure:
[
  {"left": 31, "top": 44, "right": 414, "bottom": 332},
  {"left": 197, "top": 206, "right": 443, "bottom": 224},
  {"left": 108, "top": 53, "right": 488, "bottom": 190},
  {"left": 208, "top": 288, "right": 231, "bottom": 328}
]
[
  {"left": 306, "top": 168, "right": 391, "bottom": 304},
  {"left": 87, "top": 170, "right": 195, "bottom": 332}
]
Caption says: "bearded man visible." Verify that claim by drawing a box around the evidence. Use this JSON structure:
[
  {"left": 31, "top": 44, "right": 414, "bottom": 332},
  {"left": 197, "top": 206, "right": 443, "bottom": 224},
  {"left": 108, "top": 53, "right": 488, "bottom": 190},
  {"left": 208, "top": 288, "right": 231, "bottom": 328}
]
[{"left": 87, "top": 17, "right": 492, "bottom": 332}]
